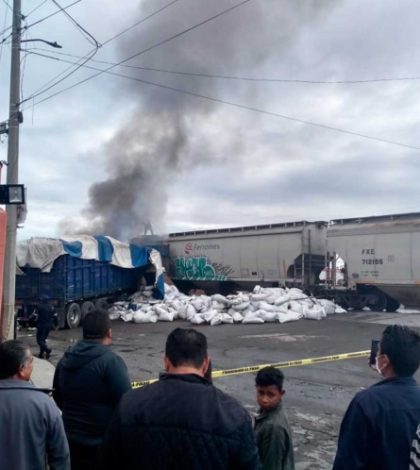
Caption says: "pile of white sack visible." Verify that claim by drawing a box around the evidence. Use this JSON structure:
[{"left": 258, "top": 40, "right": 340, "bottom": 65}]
[{"left": 108, "top": 284, "right": 346, "bottom": 326}]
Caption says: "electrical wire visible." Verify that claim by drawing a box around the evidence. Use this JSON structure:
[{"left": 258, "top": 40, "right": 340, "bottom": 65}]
[
  {"left": 19, "top": 0, "right": 181, "bottom": 105},
  {"left": 16, "top": 0, "right": 180, "bottom": 79},
  {"left": 24, "top": 0, "right": 81, "bottom": 31},
  {"left": 26, "top": 47, "right": 420, "bottom": 85},
  {"left": 25, "top": 50, "right": 420, "bottom": 151},
  {"left": 20, "top": 51, "right": 28, "bottom": 103},
  {"left": 26, "top": 0, "right": 49, "bottom": 18},
  {"left": 1, "top": 0, "right": 12, "bottom": 13},
  {"left": 100, "top": 0, "right": 180, "bottom": 48},
  {"left": 50, "top": 0, "right": 101, "bottom": 48},
  {"left": 20, "top": 22, "right": 30, "bottom": 103},
  {"left": 26, "top": 48, "right": 99, "bottom": 100},
  {"left": 23, "top": 0, "right": 102, "bottom": 103},
  {"left": 20, "top": 0, "right": 180, "bottom": 104},
  {"left": 0, "top": 0, "right": 9, "bottom": 64},
  {"left": 0, "top": 20, "right": 11, "bottom": 37},
  {"left": 21, "top": 0, "right": 253, "bottom": 105},
  {"left": 3, "top": 0, "right": 83, "bottom": 48}
]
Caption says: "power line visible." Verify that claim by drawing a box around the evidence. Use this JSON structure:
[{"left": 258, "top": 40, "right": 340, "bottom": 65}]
[
  {"left": 27, "top": 47, "right": 420, "bottom": 85},
  {"left": 9, "top": 0, "right": 180, "bottom": 109},
  {"left": 0, "top": 0, "right": 9, "bottom": 64},
  {"left": 25, "top": 0, "right": 81, "bottom": 31},
  {"left": 101, "top": 0, "right": 181, "bottom": 48},
  {"left": 21, "top": 0, "right": 182, "bottom": 104},
  {"left": 26, "top": 0, "right": 49, "bottom": 18},
  {"left": 1, "top": 0, "right": 12, "bottom": 13},
  {"left": 0, "top": 31, "right": 11, "bottom": 46},
  {"left": 12, "top": 0, "right": 180, "bottom": 69},
  {"left": 27, "top": 48, "right": 99, "bottom": 100},
  {"left": 23, "top": 0, "right": 102, "bottom": 104},
  {"left": 21, "top": 0, "right": 253, "bottom": 104},
  {"left": 25, "top": 50, "right": 420, "bottom": 151},
  {"left": 50, "top": 0, "right": 101, "bottom": 48},
  {"left": 0, "top": 20, "right": 11, "bottom": 38}
]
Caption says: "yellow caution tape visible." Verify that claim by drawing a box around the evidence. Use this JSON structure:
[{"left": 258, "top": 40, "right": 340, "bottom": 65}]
[{"left": 131, "top": 350, "right": 370, "bottom": 389}]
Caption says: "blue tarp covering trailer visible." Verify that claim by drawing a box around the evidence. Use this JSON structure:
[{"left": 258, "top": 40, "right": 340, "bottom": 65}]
[{"left": 16, "top": 236, "right": 165, "bottom": 328}]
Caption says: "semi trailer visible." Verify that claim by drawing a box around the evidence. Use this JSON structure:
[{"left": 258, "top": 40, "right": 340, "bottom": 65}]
[
  {"left": 16, "top": 236, "right": 164, "bottom": 328},
  {"left": 166, "top": 212, "right": 420, "bottom": 311}
]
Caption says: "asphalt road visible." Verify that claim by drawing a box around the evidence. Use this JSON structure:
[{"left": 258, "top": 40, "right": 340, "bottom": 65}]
[{"left": 19, "top": 309, "right": 420, "bottom": 470}]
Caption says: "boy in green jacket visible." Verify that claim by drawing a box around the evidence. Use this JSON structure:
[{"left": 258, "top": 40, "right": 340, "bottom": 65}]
[{"left": 254, "top": 367, "right": 295, "bottom": 470}]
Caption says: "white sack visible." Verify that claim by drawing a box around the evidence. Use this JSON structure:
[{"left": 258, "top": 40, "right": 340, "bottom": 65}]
[
  {"left": 186, "top": 304, "right": 197, "bottom": 320},
  {"left": 158, "top": 310, "right": 176, "bottom": 321},
  {"left": 211, "top": 294, "right": 229, "bottom": 304},
  {"left": 232, "top": 312, "right": 244, "bottom": 323},
  {"left": 221, "top": 313, "right": 234, "bottom": 324},
  {"left": 190, "top": 314, "right": 206, "bottom": 325},
  {"left": 232, "top": 301, "right": 250, "bottom": 311},
  {"left": 258, "top": 310, "right": 278, "bottom": 322},
  {"left": 211, "top": 301, "right": 227, "bottom": 312},
  {"left": 242, "top": 315, "right": 265, "bottom": 324},
  {"left": 288, "top": 301, "right": 305, "bottom": 315},
  {"left": 133, "top": 311, "right": 158, "bottom": 323},
  {"left": 210, "top": 314, "right": 223, "bottom": 326},
  {"left": 251, "top": 293, "right": 269, "bottom": 301},
  {"left": 120, "top": 311, "right": 134, "bottom": 322},
  {"left": 303, "top": 305, "right": 326, "bottom": 320},
  {"left": 316, "top": 299, "right": 337, "bottom": 315},
  {"left": 277, "top": 311, "right": 303, "bottom": 323},
  {"left": 287, "top": 288, "right": 307, "bottom": 301},
  {"left": 191, "top": 297, "right": 205, "bottom": 312},
  {"left": 203, "top": 309, "right": 219, "bottom": 323}
]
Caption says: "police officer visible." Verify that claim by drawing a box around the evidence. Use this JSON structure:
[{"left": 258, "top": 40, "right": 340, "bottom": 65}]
[{"left": 36, "top": 294, "right": 57, "bottom": 359}]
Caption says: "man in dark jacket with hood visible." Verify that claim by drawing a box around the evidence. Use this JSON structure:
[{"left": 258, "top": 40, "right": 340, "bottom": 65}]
[
  {"left": 333, "top": 324, "right": 420, "bottom": 470},
  {"left": 99, "top": 327, "right": 260, "bottom": 470},
  {"left": 53, "top": 310, "right": 131, "bottom": 470}
]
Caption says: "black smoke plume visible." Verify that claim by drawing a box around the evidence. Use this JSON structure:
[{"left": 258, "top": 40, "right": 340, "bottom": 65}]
[{"left": 58, "top": 0, "right": 336, "bottom": 240}]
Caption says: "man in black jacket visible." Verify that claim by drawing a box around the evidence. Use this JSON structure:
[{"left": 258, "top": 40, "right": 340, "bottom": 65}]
[
  {"left": 36, "top": 294, "right": 57, "bottom": 359},
  {"left": 333, "top": 324, "right": 420, "bottom": 470},
  {"left": 99, "top": 327, "right": 260, "bottom": 470},
  {"left": 53, "top": 310, "right": 131, "bottom": 470}
]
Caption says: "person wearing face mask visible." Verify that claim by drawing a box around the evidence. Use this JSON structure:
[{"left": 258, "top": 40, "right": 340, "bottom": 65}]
[{"left": 333, "top": 324, "right": 420, "bottom": 470}]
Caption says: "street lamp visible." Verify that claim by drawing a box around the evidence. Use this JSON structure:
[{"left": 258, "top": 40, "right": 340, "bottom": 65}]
[
  {"left": 21, "top": 38, "right": 62, "bottom": 48},
  {"left": 0, "top": 184, "right": 25, "bottom": 205}
]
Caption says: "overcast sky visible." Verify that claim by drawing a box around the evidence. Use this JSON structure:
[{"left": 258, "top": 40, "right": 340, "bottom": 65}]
[{"left": 0, "top": 0, "right": 419, "bottom": 241}]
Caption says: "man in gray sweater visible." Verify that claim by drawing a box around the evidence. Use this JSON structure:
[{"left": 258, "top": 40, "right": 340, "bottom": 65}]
[{"left": 0, "top": 339, "right": 70, "bottom": 470}]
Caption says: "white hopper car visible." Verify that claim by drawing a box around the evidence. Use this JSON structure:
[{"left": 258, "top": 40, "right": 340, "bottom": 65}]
[{"left": 166, "top": 212, "right": 420, "bottom": 311}]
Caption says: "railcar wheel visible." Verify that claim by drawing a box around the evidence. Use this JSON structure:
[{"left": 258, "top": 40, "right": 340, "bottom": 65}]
[
  {"left": 385, "top": 297, "right": 400, "bottom": 312},
  {"left": 367, "top": 293, "right": 387, "bottom": 312}
]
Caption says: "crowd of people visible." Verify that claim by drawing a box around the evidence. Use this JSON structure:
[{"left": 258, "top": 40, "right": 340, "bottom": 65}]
[{"left": 1, "top": 310, "right": 420, "bottom": 470}]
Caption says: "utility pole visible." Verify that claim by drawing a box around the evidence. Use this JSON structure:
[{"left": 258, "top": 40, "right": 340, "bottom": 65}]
[{"left": 1, "top": 0, "right": 21, "bottom": 340}]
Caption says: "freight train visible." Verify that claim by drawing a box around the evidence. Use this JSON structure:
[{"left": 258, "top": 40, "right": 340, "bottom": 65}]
[{"left": 165, "top": 212, "right": 420, "bottom": 311}]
